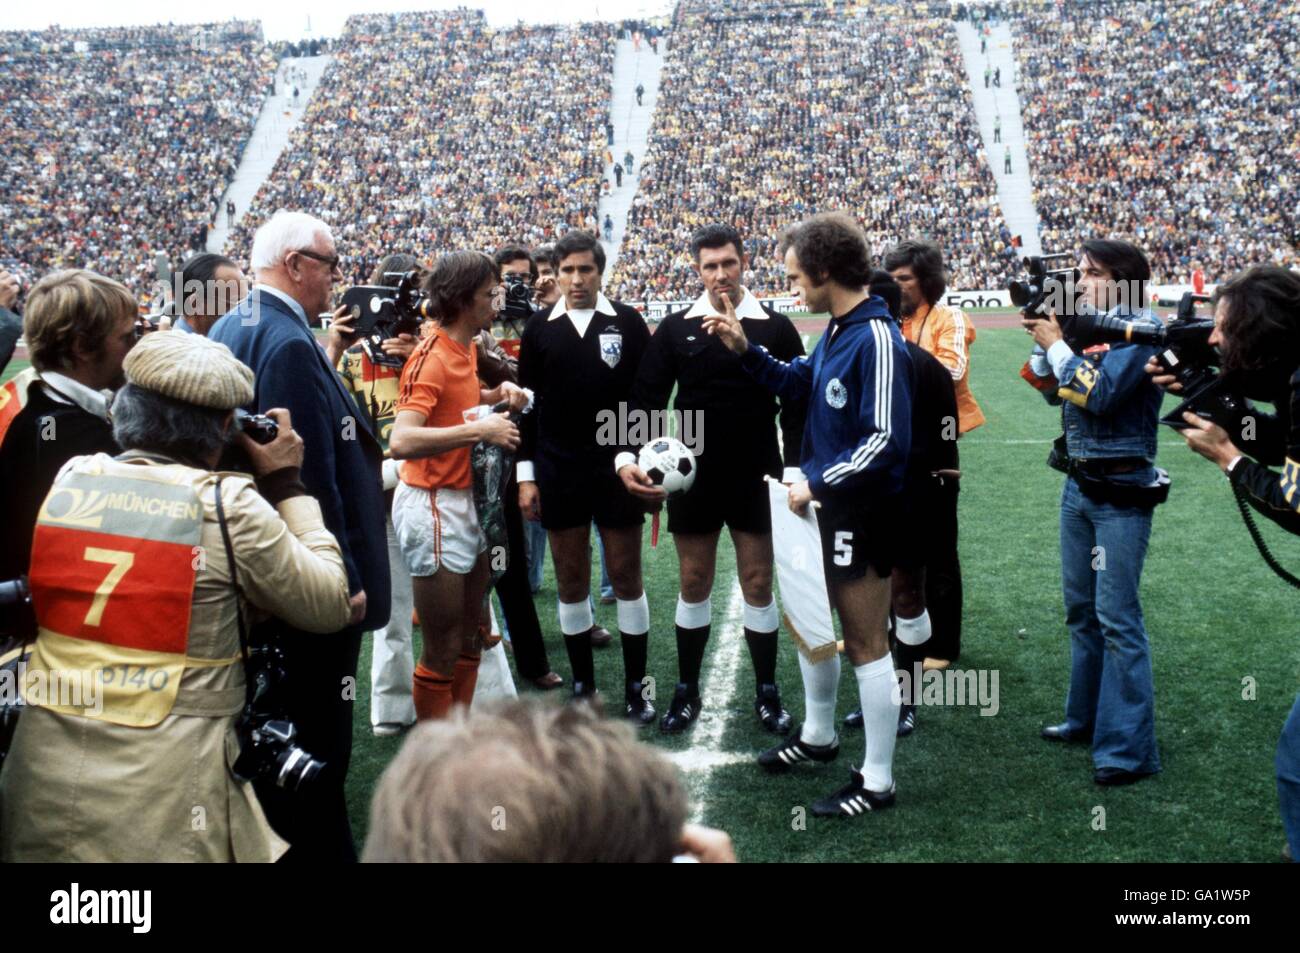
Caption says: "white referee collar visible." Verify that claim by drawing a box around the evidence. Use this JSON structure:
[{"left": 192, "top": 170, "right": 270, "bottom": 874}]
[
  {"left": 683, "top": 287, "right": 767, "bottom": 320},
  {"left": 549, "top": 292, "right": 617, "bottom": 320}
]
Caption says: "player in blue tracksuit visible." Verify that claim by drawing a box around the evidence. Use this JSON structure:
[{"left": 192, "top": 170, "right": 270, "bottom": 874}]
[{"left": 706, "top": 212, "right": 914, "bottom": 818}]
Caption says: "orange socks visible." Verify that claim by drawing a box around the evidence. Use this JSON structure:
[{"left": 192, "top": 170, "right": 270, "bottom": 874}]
[
  {"left": 413, "top": 662, "right": 453, "bottom": 721},
  {"left": 413, "top": 655, "right": 481, "bottom": 720},
  {"left": 451, "top": 652, "right": 481, "bottom": 707}
]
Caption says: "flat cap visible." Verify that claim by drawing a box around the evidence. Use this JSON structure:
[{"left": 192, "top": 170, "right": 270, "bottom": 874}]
[{"left": 123, "top": 331, "right": 254, "bottom": 410}]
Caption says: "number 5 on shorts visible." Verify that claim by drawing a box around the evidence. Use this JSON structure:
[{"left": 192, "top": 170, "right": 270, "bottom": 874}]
[
  {"left": 83, "top": 547, "right": 135, "bottom": 626},
  {"left": 833, "top": 531, "right": 853, "bottom": 567}
]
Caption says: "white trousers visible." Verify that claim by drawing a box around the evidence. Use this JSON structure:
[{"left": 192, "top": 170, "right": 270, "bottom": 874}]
[{"left": 370, "top": 514, "right": 416, "bottom": 727}]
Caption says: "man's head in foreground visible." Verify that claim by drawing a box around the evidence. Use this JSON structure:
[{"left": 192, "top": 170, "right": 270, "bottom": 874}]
[{"left": 363, "top": 699, "right": 690, "bottom": 863}]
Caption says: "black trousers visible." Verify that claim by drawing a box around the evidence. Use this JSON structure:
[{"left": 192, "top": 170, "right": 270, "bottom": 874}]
[
  {"left": 925, "top": 474, "right": 963, "bottom": 662},
  {"left": 252, "top": 621, "right": 363, "bottom": 863},
  {"left": 894, "top": 470, "right": 963, "bottom": 678},
  {"left": 495, "top": 473, "right": 552, "bottom": 680}
]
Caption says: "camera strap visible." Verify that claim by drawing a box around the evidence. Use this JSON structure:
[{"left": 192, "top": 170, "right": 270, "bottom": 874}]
[
  {"left": 1231, "top": 481, "right": 1300, "bottom": 591},
  {"left": 213, "top": 477, "right": 255, "bottom": 707}
]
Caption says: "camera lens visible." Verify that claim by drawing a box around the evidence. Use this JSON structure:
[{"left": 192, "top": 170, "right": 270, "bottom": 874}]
[{"left": 276, "top": 746, "right": 326, "bottom": 791}]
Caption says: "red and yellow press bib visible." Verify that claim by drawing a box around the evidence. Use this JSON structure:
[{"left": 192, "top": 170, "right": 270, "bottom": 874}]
[
  {"left": 26, "top": 458, "right": 204, "bottom": 727},
  {"left": 0, "top": 366, "right": 39, "bottom": 446}
]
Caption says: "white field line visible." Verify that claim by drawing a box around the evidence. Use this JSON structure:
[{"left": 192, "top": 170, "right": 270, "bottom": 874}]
[{"left": 664, "top": 581, "right": 747, "bottom": 821}]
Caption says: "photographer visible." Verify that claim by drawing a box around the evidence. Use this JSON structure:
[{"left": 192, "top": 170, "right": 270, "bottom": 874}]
[
  {"left": 0, "top": 270, "right": 135, "bottom": 584},
  {"left": 1158, "top": 265, "right": 1300, "bottom": 859},
  {"left": 335, "top": 253, "right": 423, "bottom": 737},
  {"left": 390, "top": 252, "right": 526, "bottom": 721},
  {"left": 490, "top": 246, "right": 564, "bottom": 690},
  {"left": 1022, "top": 239, "right": 1165, "bottom": 787},
  {"left": 0, "top": 332, "right": 351, "bottom": 862}
]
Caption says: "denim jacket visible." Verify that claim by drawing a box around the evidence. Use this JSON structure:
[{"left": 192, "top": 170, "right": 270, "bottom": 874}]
[{"left": 1037, "top": 306, "right": 1164, "bottom": 464}]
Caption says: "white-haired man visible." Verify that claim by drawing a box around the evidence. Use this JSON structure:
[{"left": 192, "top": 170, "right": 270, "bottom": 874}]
[{"left": 211, "top": 211, "right": 391, "bottom": 862}]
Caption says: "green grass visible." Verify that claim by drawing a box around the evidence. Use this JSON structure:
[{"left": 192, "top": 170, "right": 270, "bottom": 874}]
[
  {"left": 347, "top": 327, "right": 1300, "bottom": 861},
  {"left": 3, "top": 357, "right": 29, "bottom": 383},
  {"left": 12, "top": 333, "right": 1296, "bottom": 861}
]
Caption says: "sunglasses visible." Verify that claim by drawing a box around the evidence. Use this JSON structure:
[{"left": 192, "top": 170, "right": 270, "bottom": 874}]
[{"left": 294, "top": 249, "right": 342, "bottom": 271}]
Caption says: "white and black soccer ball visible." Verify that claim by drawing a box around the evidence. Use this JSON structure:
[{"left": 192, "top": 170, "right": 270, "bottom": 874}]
[{"left": 637, "top": 437, "right": 697, "bottom": 496}]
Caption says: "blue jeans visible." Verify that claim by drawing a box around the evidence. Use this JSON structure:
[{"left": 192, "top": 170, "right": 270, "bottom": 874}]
[
  {"left": 1279, "top": 694, "right": 1300, "bottom": 860},
  {"left": 1059, "top": 478, "right": 1161, "bottom": 774}
]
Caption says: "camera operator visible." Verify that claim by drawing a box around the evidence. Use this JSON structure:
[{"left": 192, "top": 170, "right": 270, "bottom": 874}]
[
  {"left": 490, "top": 246, "right": 563, "bottom": 690},
  {"left": 1021, "top": 239, "right": 1165, "bottom": 787},
  {"left": 520, "top": 245, "right": 562, "bottom": 596},
  {"left": 533, "top": 244, "right": 562, "bottom": 310},
  {"left": 1154, "top": 264, "right": 1300, "bottom": 859},
  {"left": 0, "top": 332, "right": 351, "bottom": 861},
  {"left": 390, "top": 252, "right": 527, "bottom": 721},
  {"left": 0, "top": 270, "right": 136, "bottom": 584},
  {"left": 333, "top": 253, "right": 423, "bottom": 737}
]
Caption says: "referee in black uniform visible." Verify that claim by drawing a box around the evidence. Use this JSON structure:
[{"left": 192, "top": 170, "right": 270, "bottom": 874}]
[
  {"left": 617, "top": 224, "right": 807, "bottom": 734},
  {"left": 517, "top": 230, "right": 658, "bottom": 722}
]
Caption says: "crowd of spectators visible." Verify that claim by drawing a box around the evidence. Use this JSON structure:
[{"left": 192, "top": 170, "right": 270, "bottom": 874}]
[
  {"left": 607, "top": 4, "right": 1014, "bottom": 301},
  {"left": 0, "top": 22, "right": 275, "bottom": 302},
  {"left": 3, "top": 3, "right": 1296, "bottom": 308},
  {"left": 1013, "top": 0, "right": 1300, "bottom": 284},
  {"left": 224, "top": 11, "right": 615, "bottom": 286}
]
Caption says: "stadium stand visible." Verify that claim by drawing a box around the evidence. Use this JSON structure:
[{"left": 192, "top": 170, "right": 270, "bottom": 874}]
[
  {"left": 606, "top": 2, "right": 1016, "bottom": 302},
  {"left": 1012, "top": 0, "right": 1300, "bottom": 283},
  {"left": 222, "top": 11, "right": 617, "bottom": 286},
  {"left": 0, "top": 23, "right": 275, "bottom": 301}
]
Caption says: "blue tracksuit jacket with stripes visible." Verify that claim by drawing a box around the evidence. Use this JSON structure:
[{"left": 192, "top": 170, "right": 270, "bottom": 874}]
[{"left": 738, "top": 294, "right": 913, "bottom": 501}]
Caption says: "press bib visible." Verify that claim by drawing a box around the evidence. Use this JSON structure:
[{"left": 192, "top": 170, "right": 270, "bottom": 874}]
[{"left": 26, "top": 459, "right": 203, "bottom": 726}]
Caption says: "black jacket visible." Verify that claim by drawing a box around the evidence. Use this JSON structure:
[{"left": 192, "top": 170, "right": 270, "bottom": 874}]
[
  {"left": 0, "top": 383, "right": 119, "bottom": 580},
  {"left": 906, "top": 341, "right": 959, "bottom": 479},
  {"left": 1230, "top": 366, "right": 1300, "bottom": 535}
]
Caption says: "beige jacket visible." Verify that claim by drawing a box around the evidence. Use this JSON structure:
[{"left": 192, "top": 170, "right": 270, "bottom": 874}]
[{"left": 0, "top": 454, "right": 351, "bottom": 862}]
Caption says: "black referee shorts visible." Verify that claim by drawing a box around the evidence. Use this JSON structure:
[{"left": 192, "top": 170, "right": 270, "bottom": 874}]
[
  {"left": 667, "top": 460, "right": 772, "bottom": 536},
  {"left": 817, "top": 491, "right": 911, "bottom": 582},
  {"left": 537, "top": 459, "right": 645, "bottom": 532}
]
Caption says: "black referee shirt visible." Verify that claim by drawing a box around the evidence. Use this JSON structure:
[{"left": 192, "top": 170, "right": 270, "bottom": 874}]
[
  {"left": 518, "top": 293, "right": 650, "bottom": 478},
  {"left": 630, "top": 290, "right": 807, "bottom": 477}
]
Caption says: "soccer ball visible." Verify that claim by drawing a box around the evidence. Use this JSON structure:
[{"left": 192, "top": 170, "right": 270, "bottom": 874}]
[{"left": 637, "top": 437, "right": 697, "bottom": 496}]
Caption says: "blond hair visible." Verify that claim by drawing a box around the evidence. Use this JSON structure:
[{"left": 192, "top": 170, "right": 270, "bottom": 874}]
[
  {"left": 23, "top": 269, "right": 137, "bottom": 372},
  {"left": 363, "top": 700, "right": 688, "bottom": 863}
]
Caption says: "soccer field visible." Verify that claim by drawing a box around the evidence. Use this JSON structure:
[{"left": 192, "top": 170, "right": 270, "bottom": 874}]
[
  {"left": 8, "top": 328, "right": 1296, "bottom": 862},
  {"left": 343, "top": 325, "right": 1298, "bottom": 862}
]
